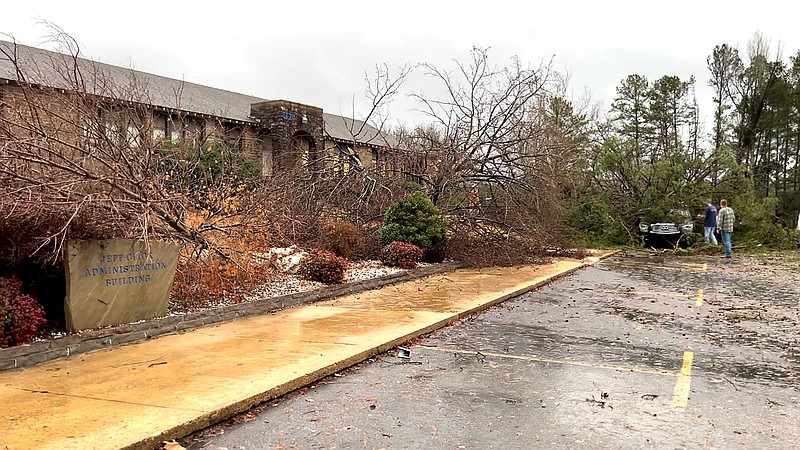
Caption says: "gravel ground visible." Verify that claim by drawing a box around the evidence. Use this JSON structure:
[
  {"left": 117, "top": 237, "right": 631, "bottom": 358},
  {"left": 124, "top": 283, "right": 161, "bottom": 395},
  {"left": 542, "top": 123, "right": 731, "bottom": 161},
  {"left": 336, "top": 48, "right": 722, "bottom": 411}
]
[{"left": 245, "top": 260, "right": 408, "bottom": 301}]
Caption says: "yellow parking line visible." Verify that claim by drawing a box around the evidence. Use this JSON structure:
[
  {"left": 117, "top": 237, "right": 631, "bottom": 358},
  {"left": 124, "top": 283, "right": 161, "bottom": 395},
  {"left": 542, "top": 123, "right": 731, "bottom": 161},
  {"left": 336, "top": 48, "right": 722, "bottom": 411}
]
[
  {"left": 666, "top": 262, "right": 707, "bottom": 272},
  {"left": 696, "top": 289, "right": 703, "bottom": 306},
  {"left": 419, "top": 346, "right": 677, "bottom": 377},
  {"left": 671, "top": 351, "right": 694, "bottom": 411},
  {"left": 676, "top": 262, "right": 708, "bottom": 272}
]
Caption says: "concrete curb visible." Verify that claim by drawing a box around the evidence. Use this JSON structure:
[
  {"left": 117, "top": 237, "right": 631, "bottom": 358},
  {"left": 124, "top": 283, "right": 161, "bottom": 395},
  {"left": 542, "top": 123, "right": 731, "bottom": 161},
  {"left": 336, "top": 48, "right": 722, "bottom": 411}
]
[
  {"left": 0, "top": 262, "right": 464, "bottom": 372},
  {"left": 129, "top": 252, "right": 619, "bottom": 449}
]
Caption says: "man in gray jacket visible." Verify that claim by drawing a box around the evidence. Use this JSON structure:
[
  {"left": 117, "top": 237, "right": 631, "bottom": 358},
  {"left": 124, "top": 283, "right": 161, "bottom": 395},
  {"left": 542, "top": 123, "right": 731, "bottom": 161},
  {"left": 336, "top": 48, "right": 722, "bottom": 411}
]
[{"left": 717, "top": 199, "right": 735, "bottom": 258}]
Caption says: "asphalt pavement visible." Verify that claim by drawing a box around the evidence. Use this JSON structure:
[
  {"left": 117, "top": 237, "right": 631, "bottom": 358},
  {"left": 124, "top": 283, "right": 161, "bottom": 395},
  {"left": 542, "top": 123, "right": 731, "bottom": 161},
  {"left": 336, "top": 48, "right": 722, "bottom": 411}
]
[{"left": 187, "top": 254, "right": 799, "bottom": 449}]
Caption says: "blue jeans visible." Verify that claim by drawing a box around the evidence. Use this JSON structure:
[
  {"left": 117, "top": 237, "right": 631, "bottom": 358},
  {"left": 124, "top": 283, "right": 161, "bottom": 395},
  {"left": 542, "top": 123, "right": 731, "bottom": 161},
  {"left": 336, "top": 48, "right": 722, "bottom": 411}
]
[
  {"left": 721, "top": 230, "right": 733, "bottom": 256},
  {"left": 704, "top": 226, "right": 718, "bottom": 245}
]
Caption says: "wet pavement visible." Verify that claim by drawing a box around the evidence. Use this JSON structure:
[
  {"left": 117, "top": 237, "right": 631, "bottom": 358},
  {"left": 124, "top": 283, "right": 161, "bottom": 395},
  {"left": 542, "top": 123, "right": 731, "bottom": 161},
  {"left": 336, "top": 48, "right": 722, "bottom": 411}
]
[
  {"left": 188, "top": 254, "right": 800, "bottom": 449},
  {"left": 0, "top": 259, "right": 596, "bottom": 450}
]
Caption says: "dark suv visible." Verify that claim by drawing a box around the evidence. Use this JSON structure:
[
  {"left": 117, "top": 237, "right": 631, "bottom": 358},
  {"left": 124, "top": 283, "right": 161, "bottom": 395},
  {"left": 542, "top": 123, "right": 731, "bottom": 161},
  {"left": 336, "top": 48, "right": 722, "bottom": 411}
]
[{"left": 637, "top": 209, "right": 695, "bottom": 247}]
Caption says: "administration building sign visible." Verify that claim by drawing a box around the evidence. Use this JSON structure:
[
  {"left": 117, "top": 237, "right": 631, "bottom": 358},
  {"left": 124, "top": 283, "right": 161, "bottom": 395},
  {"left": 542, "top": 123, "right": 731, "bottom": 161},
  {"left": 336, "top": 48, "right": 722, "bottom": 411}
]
[{"left": 64, "top": 239, "right": 180, "bottom": 332}]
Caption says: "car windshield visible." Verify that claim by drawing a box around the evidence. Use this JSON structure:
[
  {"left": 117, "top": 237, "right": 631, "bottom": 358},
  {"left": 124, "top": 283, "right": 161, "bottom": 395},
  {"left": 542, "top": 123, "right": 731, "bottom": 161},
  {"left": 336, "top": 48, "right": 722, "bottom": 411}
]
[{"left": 669, "top": 209, "right": 690, "bottom": 218}]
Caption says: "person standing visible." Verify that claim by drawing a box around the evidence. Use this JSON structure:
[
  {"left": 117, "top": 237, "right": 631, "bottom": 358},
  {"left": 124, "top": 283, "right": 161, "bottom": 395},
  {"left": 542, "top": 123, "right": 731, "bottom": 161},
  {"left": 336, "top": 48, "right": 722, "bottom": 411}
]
[
  {"left": 703, "top": 198, "right": 718, "bottom": 245},
  {"left": 796, "top": 211, "right": 800, "bottom": 248},
  {"left": 717, "top": 199, "right": 735, "bottom": 258}
]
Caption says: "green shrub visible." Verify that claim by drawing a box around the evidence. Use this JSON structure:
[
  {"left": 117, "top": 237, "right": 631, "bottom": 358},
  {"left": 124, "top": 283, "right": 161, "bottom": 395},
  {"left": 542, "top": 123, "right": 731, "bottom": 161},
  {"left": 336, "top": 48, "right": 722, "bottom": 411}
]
[
  {"left": 377, "top": 192, "right": 447, "bottom": 250},
  {"left": 730, "top": 193, "right": 796, "bottom": 249},
  {"left": 567, "top": 194, "right": 631, "bottom": 246},
  {"left": 0, "top": 276, "right": 47, "bottom": 347},
  {"left": 157, "top": 140, "right": 262, "bottom": 213},
  {"left": 380, "top": 241, "right": 423, "bottom": 269},
  {"left": 679, "top": 232, "right": 701, "bottom": 249},
  {"left": 318, "top": 219, "right": 365, "bottom": 261},
  {"left": 191, "top": 140, "right": 261, "bottom": 185},
  {"left": 298, "top": 249, "right": 349, "bottom": 284}
]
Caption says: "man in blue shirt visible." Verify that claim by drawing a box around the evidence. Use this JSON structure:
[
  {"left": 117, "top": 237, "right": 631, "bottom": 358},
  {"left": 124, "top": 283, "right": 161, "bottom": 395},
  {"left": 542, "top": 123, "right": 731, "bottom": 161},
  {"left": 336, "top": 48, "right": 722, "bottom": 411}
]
[{"left": 703, "top": 198, "right": 718, "bottom": 245}]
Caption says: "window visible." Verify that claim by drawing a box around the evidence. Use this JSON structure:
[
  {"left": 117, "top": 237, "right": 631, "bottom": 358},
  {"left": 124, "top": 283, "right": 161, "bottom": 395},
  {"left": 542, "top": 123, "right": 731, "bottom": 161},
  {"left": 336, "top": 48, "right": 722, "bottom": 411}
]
[
  {"left": 335, "top": 142, "right": 354, "bottom": 173},
  {"left": 126, "top": 124, "right": 141, "bottom": 148},
  {"left": 98, "top": 107, "right": 138, "bottom": 147},
  {"left": 99, "top": 109, "right": 119, "bottom": 141},
  {"left": 184, "top": 120, "right": 203, "bottom": 143},
  {"left": 225, "top": 126, "right": 243, "bottom": 151},
  {"left": 152, "top": 114, "right": 188, "bottom": 143},
  {"left": 167, "top": 116, "right": 181, "bottom": 142},
  {"left": 152, "top": 113, "right": 167, "bottom": 141}
]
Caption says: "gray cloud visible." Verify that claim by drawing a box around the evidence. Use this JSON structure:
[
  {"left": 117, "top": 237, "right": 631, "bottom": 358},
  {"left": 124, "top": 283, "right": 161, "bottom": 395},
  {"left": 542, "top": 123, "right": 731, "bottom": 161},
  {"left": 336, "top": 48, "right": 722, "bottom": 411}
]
[{"left": 2, "top": 0, "right": 799, "bottom": 137}]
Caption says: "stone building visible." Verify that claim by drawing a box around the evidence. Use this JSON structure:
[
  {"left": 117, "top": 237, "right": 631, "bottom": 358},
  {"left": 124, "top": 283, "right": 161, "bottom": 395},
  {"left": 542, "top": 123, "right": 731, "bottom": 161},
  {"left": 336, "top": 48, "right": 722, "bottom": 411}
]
[{"left": 0, "top": 40, "right": 393, "bottom": 176}]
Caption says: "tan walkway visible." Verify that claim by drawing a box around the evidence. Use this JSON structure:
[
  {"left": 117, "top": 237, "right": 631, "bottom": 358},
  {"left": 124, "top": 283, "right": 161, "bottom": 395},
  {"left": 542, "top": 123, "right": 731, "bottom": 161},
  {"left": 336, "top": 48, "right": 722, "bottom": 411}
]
[{"left": 0, "top": 256, "right": 609, "bottom": 450}]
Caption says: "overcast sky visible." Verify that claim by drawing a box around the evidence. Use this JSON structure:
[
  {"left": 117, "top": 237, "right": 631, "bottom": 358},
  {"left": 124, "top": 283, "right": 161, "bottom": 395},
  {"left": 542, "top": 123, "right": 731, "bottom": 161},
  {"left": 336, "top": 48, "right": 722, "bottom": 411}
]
[{"left": 3, "top": 1, "right": 800, "bottom": 135}]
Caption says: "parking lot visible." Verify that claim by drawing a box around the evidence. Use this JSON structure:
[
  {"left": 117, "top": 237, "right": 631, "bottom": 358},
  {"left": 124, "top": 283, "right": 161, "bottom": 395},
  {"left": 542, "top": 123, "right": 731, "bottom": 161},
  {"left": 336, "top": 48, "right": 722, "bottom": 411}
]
[{"left": 186, "top": 253, "right": 800, "bottom": 449}]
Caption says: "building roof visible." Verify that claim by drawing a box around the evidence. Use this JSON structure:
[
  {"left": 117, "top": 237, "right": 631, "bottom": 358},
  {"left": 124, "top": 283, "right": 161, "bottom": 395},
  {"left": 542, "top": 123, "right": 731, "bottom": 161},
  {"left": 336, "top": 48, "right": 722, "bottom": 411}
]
[
  {"left": 322, "top": 112, "right": 394, "bottom": 148},
  {"left": 0, "top": 40, "right": 393, "bottom": 147}
]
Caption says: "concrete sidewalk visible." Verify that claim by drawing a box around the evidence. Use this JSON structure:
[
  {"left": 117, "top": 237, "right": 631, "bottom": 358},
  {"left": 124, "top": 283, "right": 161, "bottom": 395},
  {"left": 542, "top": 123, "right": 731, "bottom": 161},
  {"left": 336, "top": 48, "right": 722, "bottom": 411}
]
[{"left": 0, "top": 255, "right": 611, "bottom": 450}]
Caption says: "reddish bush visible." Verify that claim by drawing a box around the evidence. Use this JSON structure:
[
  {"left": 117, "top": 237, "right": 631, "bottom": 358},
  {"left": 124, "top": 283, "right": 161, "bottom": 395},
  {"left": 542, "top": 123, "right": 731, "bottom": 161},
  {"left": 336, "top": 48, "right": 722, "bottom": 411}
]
[
  {"left": 0, "top": 276, "right": 47, "bottom": 347},
  {"left": 0, "top": 297, "right": 9, "bottom": 348},
  {"left": 318, "top": 219, "right": 366, "bottom": 261},
  {"left": 380, "top": 241, "right": 423, "bottom": 269},
  {"left": 298, "top": 249, "right": 349, "bottom": 284}
]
